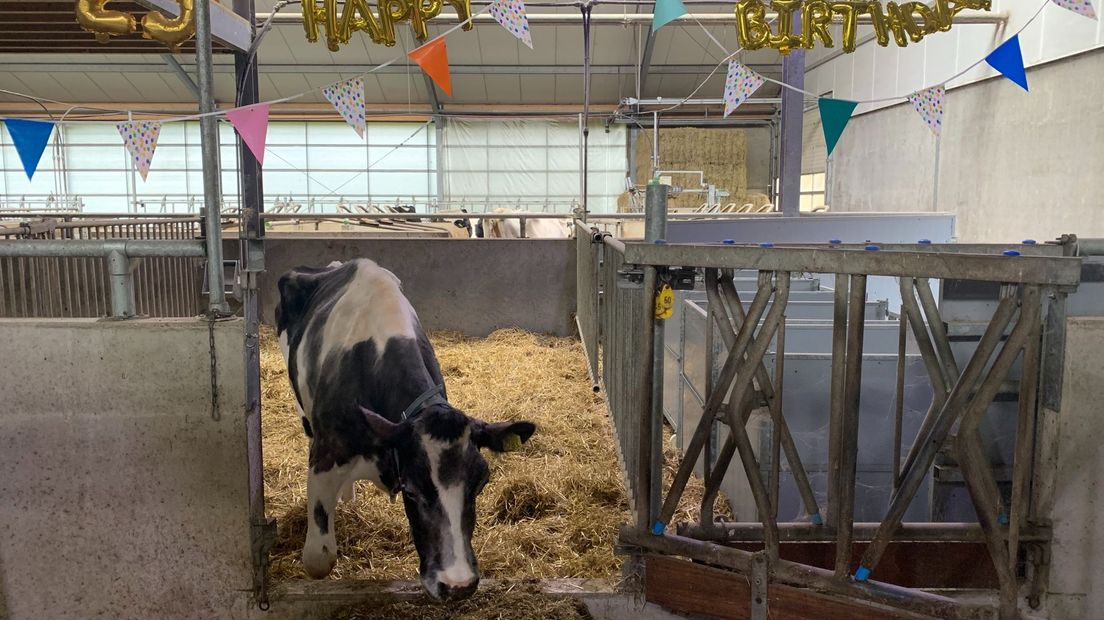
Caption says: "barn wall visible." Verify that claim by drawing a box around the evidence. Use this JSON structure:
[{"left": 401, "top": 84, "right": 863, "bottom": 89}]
[
  {"left": 821, "top": 49, "right": 1104, "bottom": 243},
  {"left": 248, "top": 238, "right": 577, "bottom": 337},
  {"left": 0, "top": 318, "right": 252, "bottom": 620}
]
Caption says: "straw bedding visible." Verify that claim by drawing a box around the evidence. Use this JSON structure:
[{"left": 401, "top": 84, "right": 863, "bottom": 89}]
[{"left": 261, "top": 326, "right": 729, "bottom": 583}]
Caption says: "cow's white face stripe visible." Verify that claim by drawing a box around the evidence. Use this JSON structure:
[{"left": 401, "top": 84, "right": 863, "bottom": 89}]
[{"left": 423, "top": 431, "right": 476, "bottom": 587}]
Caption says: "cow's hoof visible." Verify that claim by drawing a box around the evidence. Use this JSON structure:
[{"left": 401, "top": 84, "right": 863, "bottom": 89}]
[{"left": 303, "top": 546, "right": 337, "bottom": 579}]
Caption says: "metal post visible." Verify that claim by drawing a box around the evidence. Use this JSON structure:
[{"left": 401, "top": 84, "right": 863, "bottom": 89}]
[
  {"left": 106, "top": 248, "right": 134, "bottom": 318},
  {"left": 892, "top": 310, "right": 907, "bottom": 494},
  {"left": 196, "top": 0, "right": 227, "bottom": 314},
  {"left": 826, "top": 276, "right": 848, "bottom": 528},
  {"left": 580, "top": 4, "right": 592, "bottom": 218},
  {"left": 777, "top": 13, "right": 805, "bottom": 217},
  {"left": 835, "top": 274, "right": 866, "bottom": 577},
  {"left": 645, "top": 182, "right": 667, "bottom": 527}
]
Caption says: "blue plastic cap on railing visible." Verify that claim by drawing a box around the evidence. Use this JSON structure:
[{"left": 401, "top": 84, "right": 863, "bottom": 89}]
[
  {"left": 655, "top": 239, "right": 667, "bottom": 245},
  {"left": 722, "top": 239, "right": 736, "bottom": 245},
  {"left": 1003, "top": 249, "right": 1021, "bottom": 257},
  {"left": 810, "top": 513, "right": 824, "bottom": 526},
  {"left": 1022, "top": 239, "right": 1037, "bottom": 245},
  {"left": 652, "top": 521, "right": 666, "bottom": 535},
  {"left": 854, "top": 566, "right": 871, "bottom": 582},
  {"left": 760, "top": 242, "right": 774, "bottom": 248},
  {"left": 865, "top": 245, "right": 880, "bottom": 251},
  {"left": 918, "top": 239, "right": 932, "bottom": 244},
  {"left": 997, "top": 513, "right": 1010, "bottom": 525},
  {"left": 829, "top": 239, "right": 842, "bottom": 245}
]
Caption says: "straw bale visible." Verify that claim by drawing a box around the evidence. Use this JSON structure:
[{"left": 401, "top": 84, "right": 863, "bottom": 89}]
[
  {"left": 261, "top": 326, "right": 730, "bottom": 583},
  {"left": 634, "top": 127, "right": 750, "bottom": 209}
]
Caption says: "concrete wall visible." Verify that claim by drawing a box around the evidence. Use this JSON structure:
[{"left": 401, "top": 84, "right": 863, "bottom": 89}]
[
  {"left": 823, "top": 50, "right": 1104, "bottom": 243},
  {"left": 0, "top": 319, "right": 252, "bottom": 620},
  {"left": 1043, "top": 317, "right": 1104, "bottom": 619},
  {"left": 242, "top": 238, "right": 577, "bottom": 337}
]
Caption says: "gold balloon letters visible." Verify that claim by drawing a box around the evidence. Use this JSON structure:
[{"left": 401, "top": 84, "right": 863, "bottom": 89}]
[
  {"left": 75, "top": 0, "right": 204, "bottom": 51},
  {"left": 734, "top": 0, "right": 990, "bottom": 54},
  {"left": 302, "top": 0, "right": 472, "bottom": 50}
]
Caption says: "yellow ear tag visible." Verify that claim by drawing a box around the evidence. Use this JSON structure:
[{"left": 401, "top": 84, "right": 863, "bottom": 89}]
[
  {"left": 502, "top": 433, "right": 523, "bottom": 452},
  {"left": 655, "top": 284, "right": 675, "bottom": 320}
]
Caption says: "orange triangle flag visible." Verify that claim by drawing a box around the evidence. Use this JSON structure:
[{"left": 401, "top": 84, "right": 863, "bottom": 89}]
[{"left": 408, "top": 38, "right": 452, "bottom": 96}]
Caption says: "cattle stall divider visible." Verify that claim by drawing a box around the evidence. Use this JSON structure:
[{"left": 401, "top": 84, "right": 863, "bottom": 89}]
[{"left": 574, "top": 224, "right": 1083, "bottom": 620}]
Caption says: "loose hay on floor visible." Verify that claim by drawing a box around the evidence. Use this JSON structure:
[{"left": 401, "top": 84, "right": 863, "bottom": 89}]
[
  {"left": 328, "top": 582, "right": 593, "bottom": 620},
  {"left": 261, "top": 325, "right": 729, "bottom": 582}
]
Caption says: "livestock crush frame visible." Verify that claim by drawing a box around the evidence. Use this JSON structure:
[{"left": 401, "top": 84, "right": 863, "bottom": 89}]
[{"left": 575, "top": 220, "right": 1084, "bottom": 620}]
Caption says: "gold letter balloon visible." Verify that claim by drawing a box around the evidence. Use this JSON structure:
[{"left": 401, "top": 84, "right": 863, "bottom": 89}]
[
  {"left": 142, "top": 0, "right": 196, "bottom": 52},
  {"left": 733, "top": 0, "right": 990, "bottom": 54},
  {"left": 75, "top": 0, "right": 137, "bottom": 43},
  {"left": 302, "top": 0, "right": 472, "bottom": 50}
]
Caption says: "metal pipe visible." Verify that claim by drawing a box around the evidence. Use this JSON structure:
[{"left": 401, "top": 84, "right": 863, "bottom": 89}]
[
  {"left": 835, "top": 273, "right": 866, "bottom": 577},
  {"left": 892, "top": 310, "right": 907, "bottom": 494},
  {"left": 915, "top": 277, "right": 960, "bottom": 385},
  {"left": 196, "top": 0, "right": 227, "bottom": 314},
  {"left": 644, "top": 182, "right": 667, "bottom": 527},
  {"left": 624, "top": 97, "right": 782, "bottom": 106},
  {"left": 856, "top": 293, "right": 1019, "bottom": 579},
  {"left": 1009, "top": 287, "right": 1042, "bottom": 577},
  {"left": 826, "top": 276, "right": 847, "bottom": 529},
  {"left": 777, "top": 11, "right": 804, "bottom": 217},
  {"left": 1078, "top": 238, "right": 1104, "bottom": 255},
  {"left": 637, "top": 263, "right": 657, "bottom": 532},
  {"left": 677, "top": 521, "right": 1053, "bottom": 543},
  {"left": 0, "top": 240, "right": 206, "bottom": 257},
  {"left": 619, "top": 528, "right": 993, "bottom": 620},
  {"left": 106, "top": 249, "right": 135, "bottom": 318},
  {"left": 770, "top": 317, "right": 784, "bottom": 519},
  {"left": 897, "top": 277, "right": 950, "bottom": 478}
]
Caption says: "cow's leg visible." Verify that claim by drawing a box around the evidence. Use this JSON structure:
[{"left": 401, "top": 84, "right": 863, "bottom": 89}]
[
  {"left": 338, "top": 478, "right": 356, "bottom": 503},
  {"left": 303, "top": 463, "right": 347, "bottom": 579}
]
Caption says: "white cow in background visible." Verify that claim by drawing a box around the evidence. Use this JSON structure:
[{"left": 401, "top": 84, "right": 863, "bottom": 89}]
[{"left": 475, "top": 208, "right": 573, "bottom": 238}]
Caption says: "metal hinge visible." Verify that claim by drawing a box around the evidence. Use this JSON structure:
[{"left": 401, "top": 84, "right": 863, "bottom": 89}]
[{"left": 252, "top": 517, "right": 277, "bottom": 611}]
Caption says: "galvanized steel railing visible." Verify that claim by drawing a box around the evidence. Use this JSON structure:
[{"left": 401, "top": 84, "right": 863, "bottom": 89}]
[
  {"left": 594, "top": 237, "right": 1084, "bottom": 620},
  {"left": 0, "top": 217, "right": 205, "bottom": 318}
]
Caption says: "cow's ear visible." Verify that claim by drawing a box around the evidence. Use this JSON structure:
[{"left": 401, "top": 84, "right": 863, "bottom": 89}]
[
  {"left": 361, "top": 407, "right": 401, "bottom": 445},
  {"left": 472, "top": 420, "right": 536, "bottom": 453}
]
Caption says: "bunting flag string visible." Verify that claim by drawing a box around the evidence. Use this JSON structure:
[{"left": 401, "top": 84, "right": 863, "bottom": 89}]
[
  {"left": 1051, "top": 0, "right": 1097, "bottom": 18},
  {"left": 4, "top": 119, "right": 55, "bottom": 180},
  {"left": 226, "top": 104, "right": 272, "bottom": 167},
  {"left": 818, "top": 98, "right": 859, "bottom": 157},
  {"left": 723, "top": 61, "right": 765, "bottom": 117},
  {"left": 117, "top": 120, "right": 162, "bottom": 180},
  {"left": 985, "top": 35, "right": 1029, "bottom": 92},
  {"left": 652, "top": 0, "right": 687, "bottom": 31},
  {"left": 907, "top": 85, "right": 945, "bottom": 136},
  {"left": 409, "top": 38, "right": 453, "bottom": 96},
  {"left": 322, "top": 78, "right": 367, "bottom": 138},
  {"left": 489, "top": 0, "right": 533, "bottom": 49}
]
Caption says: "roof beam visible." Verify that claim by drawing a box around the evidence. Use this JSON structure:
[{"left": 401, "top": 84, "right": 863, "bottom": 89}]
[
  {"left": 0, "top": 63, "right": 779, "bottom": 76},
  {"left": 423, "top": 73, "right": 442, "bottom": 115},
  {"left": 161, "top": 53, "right": 201, "bottom": 99},
  {"left": 637, "top": 23, "right": 658, "bottom": 100}
]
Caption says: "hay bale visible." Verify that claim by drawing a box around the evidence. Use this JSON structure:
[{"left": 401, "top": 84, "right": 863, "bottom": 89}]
[
  {"left": 261, "top": 325, "right": 730, "bottom": 583},
  {"left": 634, "top": 127, "right": 750, "bottom": 209}
]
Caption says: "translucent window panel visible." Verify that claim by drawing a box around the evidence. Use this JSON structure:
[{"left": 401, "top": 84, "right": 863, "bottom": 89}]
[
  {"left": 263, "top": 170, "right": 313, "bottom": 196},
  {"left": 263, "top": 145, "right": 308, "bottom": 170},
  {"left": 443, "top": 147, "right": 488, "bottom": 171},
  {"left": 490, "top": 170, "right": 546, "bottom": 198},
  {"left": 306, "top": 170, "right": 369, "bottom": 196},
  {"left": 68, "top": 170, "right": 131, "bottom": 197},
  {"left": 367, "top": 144, "right": 432, "bottom": 171},
  {"left": 265, "top": 122, "right": 306, "bottom": 145},
  {"left": 546, "top": 122, "right": 582, "bottom": 146},
  {"left": 546, "top": 146, "right": 580, "bottom": 170},
  {"left": 812, "top": 172, "right": 826, "bottom": 192},
  {"left": 135, "top": 171, "right": 191, "bottom": 196},
  {"left": 546, "top": 172, "right": 581, "bottom": 199},
  {"left": 370, "top": 171, "right": 432, "bottom": 198},
  {"left": 307, "top": 122, "right": 366, "bottom": 146},
  {"left": 309, "top": 144, "right": 372, "bottom": 172},
  {"left": 800, "top": 174, "right": 814, "bottom": 192},
  {"left": 487, "top": 144, "right": 545, "bottom": 171}
]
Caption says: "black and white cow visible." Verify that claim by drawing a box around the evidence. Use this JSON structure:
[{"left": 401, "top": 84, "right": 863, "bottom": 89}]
[{"left": 275, "top": 258, "right": 535, "bottom": 601}]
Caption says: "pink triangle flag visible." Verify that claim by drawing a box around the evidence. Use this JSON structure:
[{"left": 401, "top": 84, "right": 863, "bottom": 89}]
[
  {"left": 226, "top": 104, "right": 271, "bottom": 167},
  {"left": 489, "top": 0, "right": 533, "bottom": 49},
  {"left": 117, "top": 120, "right": 161, "bottom": 181},
  {"left": 323, "top": 78, "right": 366, "bottom": 138},
  {"left": 723, "top": 61, "right": 765, "bottom": 117},
  {"left": 1051, "top": 0, "right": 1096, "bottom": 18},
  {"left": 907, "top": 85, "right": 945, "bottom": 136}
]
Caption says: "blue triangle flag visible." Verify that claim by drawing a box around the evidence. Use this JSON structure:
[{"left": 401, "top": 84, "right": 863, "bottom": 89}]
[
  {"left": 818, "top": 98, "right": 859, "bottom": 157},
  {"left": 652, "top": 0, "right": 687, "bottom": 30},
  {"left": 985, "top": 35, "right": 1028, "bottom": 92},
  {"left": 4, "top": 119, "right": 55, "bottom": 180}
]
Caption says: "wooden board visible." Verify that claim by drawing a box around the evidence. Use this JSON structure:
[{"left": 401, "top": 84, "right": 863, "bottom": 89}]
[{"left": 644, "top": 555, "right": 939, "bottom": 620}]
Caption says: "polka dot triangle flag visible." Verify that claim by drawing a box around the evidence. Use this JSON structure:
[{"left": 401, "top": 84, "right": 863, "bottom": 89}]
[
  {"left": 323, "top": 78, "right": 366, "bottom": 138},
  {"left": 907, "top": 85, "right": 945, "bottom": 136},
  {"left": 116, "top": 120, "right": 162, "bottom": 181},
  {"left": 1051, "top": 0, "right": 1097, "bottom": 18},
  {"left": 723, "top": 61, "right": 765, "bottom": 118},
  {"left": 489, "top": 0, "right": 533, "bottom": 49}
]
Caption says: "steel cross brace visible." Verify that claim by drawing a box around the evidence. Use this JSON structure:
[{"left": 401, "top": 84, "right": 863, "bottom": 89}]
[
  {"left": 854, "top": 284, "right": 1037, "bottom": 598},
  {"left": 651, "top": 270, "right": 789, "bottom": 556},
  {"left": 698, "top": 269, "right": 822, "bottom": 528}
]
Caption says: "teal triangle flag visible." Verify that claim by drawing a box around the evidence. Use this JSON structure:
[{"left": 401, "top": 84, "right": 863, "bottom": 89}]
[
  {"left": 985, "top": 35, "right": 1028, "bottom": 92},
  {"left": 818, "top": 98, "right": 859, "bottom": 157},
  {"left": 4, "top": 118, "right": 54, "bottom": 180},
  {"left": 652, "top": 0, "right": 687, "bottom": 30}
]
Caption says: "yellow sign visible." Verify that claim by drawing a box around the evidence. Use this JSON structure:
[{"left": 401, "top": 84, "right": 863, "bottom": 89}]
[
  {"left": 735, "top": 0, "right": 991, "bottom": 55},
  {"left": 302, "top": 0, "right": 473, "bottom": 51}
]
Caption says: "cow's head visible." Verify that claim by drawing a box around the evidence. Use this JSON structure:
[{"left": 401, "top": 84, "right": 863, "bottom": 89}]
[{"left": 363, "top": 405, "right": 535, "bottom": 601}]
